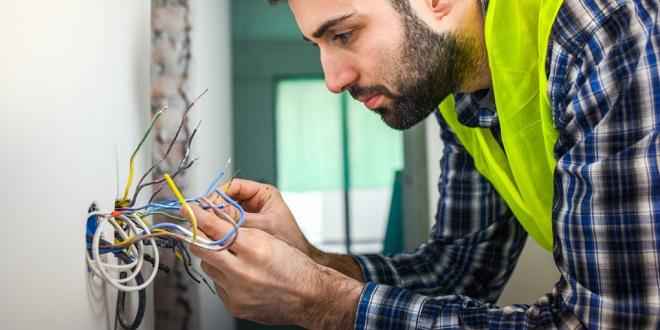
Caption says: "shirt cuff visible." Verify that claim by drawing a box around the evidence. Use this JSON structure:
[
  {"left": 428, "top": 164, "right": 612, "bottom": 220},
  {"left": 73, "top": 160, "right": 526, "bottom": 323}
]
[
  {"left": 354, "top": 283, "right": 488, "bottom": 329},
  {"left": 354, "top": 282, "right": 428, "bottom": 329},
  {"left": 351, "top": 254, "right": 399, "bottom": 285}
]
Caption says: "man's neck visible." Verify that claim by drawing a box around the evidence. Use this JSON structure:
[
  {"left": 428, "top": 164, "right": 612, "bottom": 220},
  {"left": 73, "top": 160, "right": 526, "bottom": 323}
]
[{"left": 457, "top": 0, "right": 492, "bottom": 93}]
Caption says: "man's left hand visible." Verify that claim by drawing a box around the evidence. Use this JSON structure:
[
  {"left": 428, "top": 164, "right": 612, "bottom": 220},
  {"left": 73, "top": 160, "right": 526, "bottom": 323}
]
[{"left": 185, "top": 204, "right": 364, "bottom": 329}]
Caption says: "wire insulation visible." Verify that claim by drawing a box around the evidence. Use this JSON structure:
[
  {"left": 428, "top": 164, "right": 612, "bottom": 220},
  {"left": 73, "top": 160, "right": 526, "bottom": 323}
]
[
  {"left": 119, "top": 107, "right": 166, "bottom": 207},
  {"left": 163, "top": 173, "right": 198, "bottom": 241}
]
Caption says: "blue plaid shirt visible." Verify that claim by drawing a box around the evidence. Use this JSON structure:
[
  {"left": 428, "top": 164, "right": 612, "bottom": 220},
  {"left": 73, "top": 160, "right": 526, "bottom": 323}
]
[{"left": 352, "top": 0, "right": 660, "bottom": 328}]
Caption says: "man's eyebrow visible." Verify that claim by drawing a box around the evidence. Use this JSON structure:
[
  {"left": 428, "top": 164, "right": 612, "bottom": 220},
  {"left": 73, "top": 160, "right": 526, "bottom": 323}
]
[{"left": 302, "top": 13, "right": 354, "bottom": 42}]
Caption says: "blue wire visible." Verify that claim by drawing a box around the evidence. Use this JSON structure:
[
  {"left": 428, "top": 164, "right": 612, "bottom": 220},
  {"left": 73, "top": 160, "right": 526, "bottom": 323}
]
[
  {"left": 93, "top": 168, "right": 244, "bottom": 252},
  {"left": 118, "top": 197, "right": 204, "bottom": 212},
  {"left": 120, "top": 200, "right": 228, "bottom": 215},
  {"left": 204, "top": 171, "right": 225, "bottom": 197},
  {"left": 151, "top": 222, "right": 188, "bottom": 232},
  {"left": 146, "top": 190, "right": 244, "bottom": 246},
  {"left": 208, "top": 188, "right": 246, "bottom": 244}
]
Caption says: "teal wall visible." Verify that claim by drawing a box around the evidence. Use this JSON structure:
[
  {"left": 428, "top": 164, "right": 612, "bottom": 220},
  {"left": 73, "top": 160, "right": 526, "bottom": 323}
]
[
  {"left": 231, "top": 0, "right": 323, "bottom": 184},
  {"left": 232, "top": 40, "right": 322, "bottom": 184}
]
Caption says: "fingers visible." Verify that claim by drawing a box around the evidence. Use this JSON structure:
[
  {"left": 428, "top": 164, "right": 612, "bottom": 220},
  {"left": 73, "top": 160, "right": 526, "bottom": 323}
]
[
  {"left": 216, "top": 179, "right": 279, "bottom": 213},
  {"left": 199, "top": 197, "right": 239, "bottom": 225},
  {"left": 185, "top": 204, "right": 232, "bottom": 239},
  {"left": 183, "top": 204, "right": 245, "bottom": 255},
  {"left": 222, "top": 178, "right": 263, "bottom": 200},
  {"left": 206, "top": 178, "right": 254, "bottom": 202},
  {"left": 238, "top": 212, "right": 269, "bottom": 231},
  {"left": 187, "top": 229, "right": 234, "bottom": 263}
]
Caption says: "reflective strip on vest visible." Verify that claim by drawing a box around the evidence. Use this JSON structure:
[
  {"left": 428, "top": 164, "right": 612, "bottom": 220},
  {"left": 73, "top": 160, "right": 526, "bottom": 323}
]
[{"left": 438, "top": 0, "right": 563, "bottom": 252}]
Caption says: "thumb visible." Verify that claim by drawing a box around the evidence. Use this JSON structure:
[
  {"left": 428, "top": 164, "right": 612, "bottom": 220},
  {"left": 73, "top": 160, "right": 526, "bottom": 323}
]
[
  {"left": 239, "top": 212, "right": 269, "bottom": 231},
  {"left": 183, "top": 204, "right": 238, "bottom": 244}
]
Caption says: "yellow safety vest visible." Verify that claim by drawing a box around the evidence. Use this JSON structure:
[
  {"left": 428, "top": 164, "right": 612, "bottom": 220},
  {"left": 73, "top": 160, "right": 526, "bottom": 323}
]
[{"left": 438, "top": 0, "right": 564, "bottom": 251}]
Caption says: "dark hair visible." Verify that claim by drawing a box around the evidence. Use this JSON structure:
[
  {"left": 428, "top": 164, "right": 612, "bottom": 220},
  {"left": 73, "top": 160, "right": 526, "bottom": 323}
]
[{"left": 267, "top": 0, "right": 409, "bottom": 11}]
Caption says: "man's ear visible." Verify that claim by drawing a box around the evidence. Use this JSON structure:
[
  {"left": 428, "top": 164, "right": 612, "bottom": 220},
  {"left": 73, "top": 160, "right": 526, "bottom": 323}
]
[{"left": 426, "top": 0, "right": 454, "bottom": 19}]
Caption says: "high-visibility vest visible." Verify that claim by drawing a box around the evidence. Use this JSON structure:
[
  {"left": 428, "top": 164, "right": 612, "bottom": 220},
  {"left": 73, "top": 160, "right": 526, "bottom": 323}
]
[{"left": 438, "top": 0, "right": 564, "bottom": 251}]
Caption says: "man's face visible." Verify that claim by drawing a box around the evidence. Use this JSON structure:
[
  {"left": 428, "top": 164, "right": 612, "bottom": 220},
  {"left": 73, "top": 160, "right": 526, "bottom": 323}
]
[{"left": 290, "top": 0, "right": 478, "bottom": 130}]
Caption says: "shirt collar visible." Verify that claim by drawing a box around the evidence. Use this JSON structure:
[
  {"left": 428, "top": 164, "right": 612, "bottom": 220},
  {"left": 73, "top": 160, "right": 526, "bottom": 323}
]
[{"left": 452, "top": 0, "right": 497, "bottom": 128}]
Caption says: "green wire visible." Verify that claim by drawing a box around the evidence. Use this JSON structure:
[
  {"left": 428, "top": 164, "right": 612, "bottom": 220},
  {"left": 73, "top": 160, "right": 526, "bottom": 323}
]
[
  {"left": 132, "top": 109, "right": 165, "bottom": 160},
  {"left": 119, "top": 108, "right": 167, "bottom": 206}
]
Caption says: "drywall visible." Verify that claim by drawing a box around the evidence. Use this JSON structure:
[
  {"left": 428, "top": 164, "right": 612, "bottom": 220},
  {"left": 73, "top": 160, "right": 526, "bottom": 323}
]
[{"left": 0, "top": 1, "right": 151, "bottom": 328}]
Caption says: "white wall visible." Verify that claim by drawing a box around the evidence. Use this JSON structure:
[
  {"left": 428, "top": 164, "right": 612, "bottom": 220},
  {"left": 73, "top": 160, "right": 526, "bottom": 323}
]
[
  {"left": 0, "top": 1, "right": 151, "bottom": 329},
  {"left": 188, "top": 0, "right": 235, "bottom": 329},
  {"left": 424, "top": 116, "right": 559, "bottom": 306}
]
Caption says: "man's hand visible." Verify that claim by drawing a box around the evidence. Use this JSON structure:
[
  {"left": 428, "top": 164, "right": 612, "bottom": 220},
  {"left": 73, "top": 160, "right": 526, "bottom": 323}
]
[
  {"left": 214, "top": 179, "right": 365, "bottom": 282},
  {"left": 185, "top": 204, "right": 364, "bottom": 328},
  {"left": 212, "top": 179, "right": 314, "bottom": 255}
]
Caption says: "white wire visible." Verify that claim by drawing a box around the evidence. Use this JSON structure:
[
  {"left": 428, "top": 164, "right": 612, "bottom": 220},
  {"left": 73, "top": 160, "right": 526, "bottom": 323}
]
[
  {"left": 93, "top": 216, "right": 142, "bottom": 272},
  {"left": 85, "top": 206, "right": 236, "bottom": 292},
  {"left": 102, "top": 215, "right": 144, "bottom": 284},
  {"left": 151, "top": 222, "right": 238, "bottom": 251},
  {"left": 87, "top": 215, "right": 133, "bottom": 287},
  {"left": 88, "top": 212, "right": 160, "bottom": 292},
  {"left": 153, "top": 223, "right": 222, "bottom": 245},
  {"left": 92, "top": 215, "right": 159, "bottom": 292}
]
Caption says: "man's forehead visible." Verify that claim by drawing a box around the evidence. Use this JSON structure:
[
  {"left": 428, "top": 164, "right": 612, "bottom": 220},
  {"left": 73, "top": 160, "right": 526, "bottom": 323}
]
[{"left": 288, "top": 0, "right": 358, "bottom": 35}]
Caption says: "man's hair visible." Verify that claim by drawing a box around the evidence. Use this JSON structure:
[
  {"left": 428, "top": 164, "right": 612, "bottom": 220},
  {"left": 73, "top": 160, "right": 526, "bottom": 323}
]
[{"left": 268, "top": 0, "right": 409, "bottom": 11}]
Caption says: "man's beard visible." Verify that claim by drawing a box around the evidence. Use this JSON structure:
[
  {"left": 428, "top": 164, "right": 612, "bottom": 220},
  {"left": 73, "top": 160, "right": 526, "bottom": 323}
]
[{"left": 349, "top": 3, "right": 478, "bottom": 130}]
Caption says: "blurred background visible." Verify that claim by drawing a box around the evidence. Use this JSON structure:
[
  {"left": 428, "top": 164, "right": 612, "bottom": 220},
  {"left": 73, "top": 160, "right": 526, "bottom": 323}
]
[{"left": 0, "top": 1, "right": 558, "bottom": 329}]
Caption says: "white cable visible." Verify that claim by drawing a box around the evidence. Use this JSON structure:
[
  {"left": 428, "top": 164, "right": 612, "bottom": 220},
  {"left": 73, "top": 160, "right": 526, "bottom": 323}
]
[
  {"left": 93, "top": 216, "right": 142, "bottom": 272},
  {"left": 102, "top": 215, "right": 144, "bottom": 284},
  {"left": 85, "top": 205, "right": 236, "bottom": 291},
  {"left": 91, "top": 215, "right": 158, "bottom": 292},
  {"left": 89, "top": 213, "right": 159, "bottom": 292}
]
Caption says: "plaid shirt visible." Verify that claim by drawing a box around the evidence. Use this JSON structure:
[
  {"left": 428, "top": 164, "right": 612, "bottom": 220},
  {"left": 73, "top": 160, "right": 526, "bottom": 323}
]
[{"left": 352, "top": 0, "right": 660, "bottom": 328}]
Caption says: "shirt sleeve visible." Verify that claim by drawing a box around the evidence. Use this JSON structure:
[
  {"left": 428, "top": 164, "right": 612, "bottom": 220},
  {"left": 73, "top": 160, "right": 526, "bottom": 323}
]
[
  {"left": 352, "top": 1, "right": 660, "bottom": 328},
  {"left": 547, "top": 0, "right": 660, "bottom": 328},
  {"left": 352, "top": 109, "right": 528, "bottom": 304}
]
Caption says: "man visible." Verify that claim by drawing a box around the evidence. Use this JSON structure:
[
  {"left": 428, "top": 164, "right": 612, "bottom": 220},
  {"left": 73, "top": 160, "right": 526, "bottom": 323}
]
[{"left": 187, "top": 0, "right": 660, "bottom": 328}]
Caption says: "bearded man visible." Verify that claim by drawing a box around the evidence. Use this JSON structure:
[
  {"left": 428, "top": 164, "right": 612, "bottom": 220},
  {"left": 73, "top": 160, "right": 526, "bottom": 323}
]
[{"left": 187, "top": 0, "right": 660, "bottom": 328}]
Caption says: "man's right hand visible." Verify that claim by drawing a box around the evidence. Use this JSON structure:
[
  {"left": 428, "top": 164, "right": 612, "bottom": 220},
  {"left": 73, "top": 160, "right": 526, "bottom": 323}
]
[
  {"left": 213, "top": 178, "right": 365, "bottom": 282},
  {"left": 213, "top": 178, "right": 316, "bottom": 256}
]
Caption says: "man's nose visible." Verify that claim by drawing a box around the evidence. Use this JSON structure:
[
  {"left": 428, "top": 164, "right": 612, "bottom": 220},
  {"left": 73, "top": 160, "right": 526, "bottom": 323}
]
[{"left": 321, "top": 52, "right": 358, "bottom": 94}]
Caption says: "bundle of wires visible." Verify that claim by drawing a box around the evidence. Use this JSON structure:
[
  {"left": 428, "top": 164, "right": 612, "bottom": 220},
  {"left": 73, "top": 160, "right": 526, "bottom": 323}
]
[
  {"left": 85, "top": 177, "right": 244, "bottom": 289},
  {"left": 85, "top": 90, "right": 244, "bottom": 329}
]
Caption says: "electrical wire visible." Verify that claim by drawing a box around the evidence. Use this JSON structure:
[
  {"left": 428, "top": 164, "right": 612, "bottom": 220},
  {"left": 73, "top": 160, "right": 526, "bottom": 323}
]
[
  {"left": 115, "top": 251, "right": 147, "bottom": 330},
  {"left": 163, "top": 173, "right": 198, "bottom": 241},
  {"left": 130, "top": 89, "right": 208, "bottom": 206},
  {"left": 131, "top": 120, "right": 202, "bottom": 205},
  {"left": 85, "top": 91, "right": 238, "bottom": 325},
  {"left": 203, "top": 158, "right": 232, "bottom": 197},
  {"left": 118, "top": 107, "right": 167, "bottom": 207},
  {"left": 88, "top": 214, "right": 159, "bottom": 292},
  {"left": 86, "top": 169, "right": 244, "bottom": 292}
]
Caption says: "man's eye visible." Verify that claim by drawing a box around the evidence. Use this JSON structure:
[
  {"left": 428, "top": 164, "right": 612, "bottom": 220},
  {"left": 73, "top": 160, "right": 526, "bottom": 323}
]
[{"left": 333, "top": 31, "right": 353, "bottom": 44}]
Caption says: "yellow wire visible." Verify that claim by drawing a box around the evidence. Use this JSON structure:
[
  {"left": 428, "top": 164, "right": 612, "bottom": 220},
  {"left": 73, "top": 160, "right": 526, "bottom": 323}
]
[
  {"left": 223, "top": 178, "right": 234, "bottom": 194},
  {"left": 119, "top": 108, "right": 165, "bottom": 206},
  {"left": 174, "top": 250, "right": 184, "bottom": 262},
  {"left": 212, "top": 178, "right": 235, "bottom": 205},
  {"left": 164, "top": 173, "right": 198, "bottom": 241},
  {"left": 119, "top": 158, "right": 136, "bottom": 207},
  {"left": 117, "top": 229, "right": 165, "bottom": 245}
]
